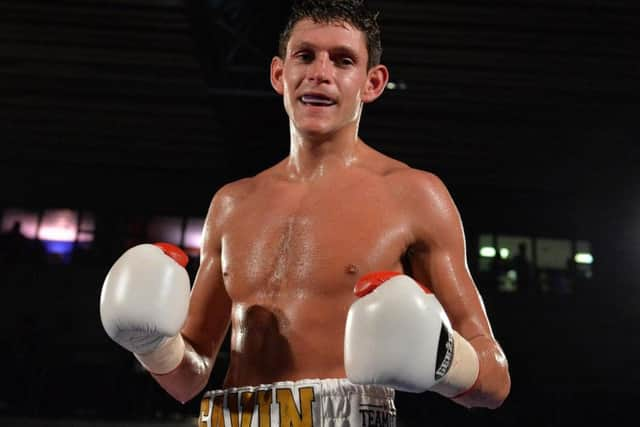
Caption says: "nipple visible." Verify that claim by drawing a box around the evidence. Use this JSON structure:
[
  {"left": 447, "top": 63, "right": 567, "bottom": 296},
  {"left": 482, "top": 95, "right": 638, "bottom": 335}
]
[{"left": 345, "top": 264, "right": 359, "bottom": 275}]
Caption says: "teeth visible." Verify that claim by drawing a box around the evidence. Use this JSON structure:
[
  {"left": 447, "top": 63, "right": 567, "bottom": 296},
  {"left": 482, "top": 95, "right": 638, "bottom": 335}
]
[{"left": 301, "top": 95, "right": 334, "bottom": 105}]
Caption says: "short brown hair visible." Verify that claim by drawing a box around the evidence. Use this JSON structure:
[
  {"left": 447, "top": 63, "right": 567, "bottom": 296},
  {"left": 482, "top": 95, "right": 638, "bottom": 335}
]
[{"left": 278, "top": 0, "right": 383, "bottom": 69}]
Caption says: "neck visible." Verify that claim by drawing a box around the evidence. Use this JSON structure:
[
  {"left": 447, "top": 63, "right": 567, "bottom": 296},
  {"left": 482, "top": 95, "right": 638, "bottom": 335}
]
[{"left": 287, "top": 121, "right": 362, "bottom": 181}]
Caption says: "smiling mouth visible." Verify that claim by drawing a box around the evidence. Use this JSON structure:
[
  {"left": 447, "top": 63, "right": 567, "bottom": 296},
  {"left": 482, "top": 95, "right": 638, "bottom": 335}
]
[{"left": 300, "top": 94, "right": 336, "bottom": 106}]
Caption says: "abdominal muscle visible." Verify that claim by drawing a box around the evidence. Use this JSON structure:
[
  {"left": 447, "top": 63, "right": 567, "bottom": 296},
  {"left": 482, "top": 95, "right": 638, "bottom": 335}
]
[{"left": 222, "top": 288, "right": 354, "bottom": 388}]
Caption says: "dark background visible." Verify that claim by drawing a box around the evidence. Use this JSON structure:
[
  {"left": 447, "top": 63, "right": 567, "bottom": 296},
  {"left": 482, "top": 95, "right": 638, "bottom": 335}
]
[{"left": 1, "top": 0, "right": 639, "bottom": 425}]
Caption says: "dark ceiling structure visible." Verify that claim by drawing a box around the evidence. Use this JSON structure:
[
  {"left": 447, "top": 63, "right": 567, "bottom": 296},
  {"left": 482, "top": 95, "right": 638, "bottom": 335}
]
[
  {"left": 188, "top": 0, "right": 640, "bottom": 195},
  {"left": 2, "top": 0, "right": 639, "bottom": 239}
]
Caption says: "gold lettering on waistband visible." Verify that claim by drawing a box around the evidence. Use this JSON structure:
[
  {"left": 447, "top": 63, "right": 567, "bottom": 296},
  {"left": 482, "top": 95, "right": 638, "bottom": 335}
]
[
  {"left": 198, "top": 396, "right": 210, "bottom": 427},
  {"left": 199, "top": 394, "right": 225, "bottom": 427},
  {"left": 228, "top": 393, "right": 239, "bottom": 427},
  {"left": 240, "top": 391, "right": 256, "bottom": 427},
  {"left": 257, "top": 389, "right": 273, "bottom": 427},
  {"left": 276, "top": 387, "right": 315, "bottom": 427}
]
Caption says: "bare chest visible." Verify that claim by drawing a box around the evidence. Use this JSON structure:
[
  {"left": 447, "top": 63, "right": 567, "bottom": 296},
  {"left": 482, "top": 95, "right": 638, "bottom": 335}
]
[{"left": 220, "top": 183, "right": 412, "bottom": 301}]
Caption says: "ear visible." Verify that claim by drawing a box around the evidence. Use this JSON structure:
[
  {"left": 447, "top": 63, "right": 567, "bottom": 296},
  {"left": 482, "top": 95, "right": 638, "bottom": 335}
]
[
  {"left": 361, "top": 64, "right": 389, "bottom": 103},
  {"left": 270, "top": 56, "right": 285, "bottom": 95}
]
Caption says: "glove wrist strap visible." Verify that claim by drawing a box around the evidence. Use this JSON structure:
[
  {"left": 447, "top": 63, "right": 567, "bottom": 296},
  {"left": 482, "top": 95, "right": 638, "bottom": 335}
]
[
  {"left": 430, "top": 330, "right": 479, "bottom": 398},
  {"left": 134, "top": 334, "right": 185, "bottom": 375}
]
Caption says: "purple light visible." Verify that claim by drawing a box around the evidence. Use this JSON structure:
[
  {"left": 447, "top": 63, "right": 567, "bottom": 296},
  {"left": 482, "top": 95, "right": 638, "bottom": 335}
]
[{"left": 43, "top": 240, "right": 74, "bottom": 255}]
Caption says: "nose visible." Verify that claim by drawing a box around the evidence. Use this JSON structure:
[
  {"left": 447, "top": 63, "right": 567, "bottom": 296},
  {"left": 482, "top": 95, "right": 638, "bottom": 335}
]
[{"left": 307, "top": 53, "right": 331, "bottom": 84}]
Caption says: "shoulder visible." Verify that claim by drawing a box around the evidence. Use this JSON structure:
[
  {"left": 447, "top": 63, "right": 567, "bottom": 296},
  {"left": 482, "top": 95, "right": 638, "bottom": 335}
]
[
  {"left": 212, "top": 177, "right": 256, "bottom": 205},
  {"left": 206, "top": 163, "right": 284, "bottom": 223},
  {"left": 358, "top": 143, "right": 411, "bottom": 176},
  {"left": 200, "top": 177, "right": 258, "bottom": 254},
  {"left": 358, "top": 144, "right": 445, "bottom": 193},
  {"left": 388, "top": 167, "right": 453, "bottom": 207},
  {"left": 387, "top": 168, "right": 464, "bottom": 244},
  {"left": 205, "top": 177, "right": 256, "bottom": 227},
  {"left": 357, "top": 145, "right": 456, "bottom": 212}
]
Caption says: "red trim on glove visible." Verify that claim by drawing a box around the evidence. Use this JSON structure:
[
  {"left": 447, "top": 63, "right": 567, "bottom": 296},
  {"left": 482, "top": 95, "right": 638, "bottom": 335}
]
[
  {"left": 354, "top": 271, "right": 432, "bottom": 297},
  {"left": 153, "top": 242, "right": 189, "bottom": 267}
]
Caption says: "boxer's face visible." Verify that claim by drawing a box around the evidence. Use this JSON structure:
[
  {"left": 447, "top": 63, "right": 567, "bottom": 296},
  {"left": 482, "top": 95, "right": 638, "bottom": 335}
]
[{"left": 271, "top": 19, "right": 388, "bottom": 138}]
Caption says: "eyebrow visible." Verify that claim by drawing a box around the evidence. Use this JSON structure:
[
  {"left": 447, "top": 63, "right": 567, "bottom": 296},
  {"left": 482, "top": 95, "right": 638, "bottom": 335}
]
[{"left": 291, "top": 41, "right": 360, "bottom": 59}]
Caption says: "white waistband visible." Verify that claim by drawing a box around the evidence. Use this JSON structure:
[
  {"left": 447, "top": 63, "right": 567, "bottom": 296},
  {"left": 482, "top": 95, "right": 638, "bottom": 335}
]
[
  {"left": 200, "top": 378, "right": 396, "bottom": 427},
  {"left": 204, "top": 377, "right": 395, "bottom": 399}
]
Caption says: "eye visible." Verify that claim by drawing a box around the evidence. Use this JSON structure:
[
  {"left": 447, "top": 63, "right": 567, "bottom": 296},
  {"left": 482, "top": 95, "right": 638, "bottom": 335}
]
[
  {"left": 295, "top": 51, "right": 313, "bottom": 62},
  {"left": 336, "top": 56, "right": 355, "bottom": 67}
]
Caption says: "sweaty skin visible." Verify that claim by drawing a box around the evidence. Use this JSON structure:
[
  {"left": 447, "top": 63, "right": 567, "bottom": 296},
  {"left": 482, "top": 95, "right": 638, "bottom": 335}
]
[{"left": 150, "top": 18, "right": 510, "bottom": 409}]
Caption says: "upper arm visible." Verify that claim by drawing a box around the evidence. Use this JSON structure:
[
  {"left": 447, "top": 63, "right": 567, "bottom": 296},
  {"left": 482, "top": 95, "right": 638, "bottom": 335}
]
[
  {"left": 402, "top": 171, "right": 511, "bottom": 407},
  {"left": 181, "top": 183, "right": 238, "bottom": 358},
  {"left": 403, "top": 171, "right": 494, "bottom": 341}
]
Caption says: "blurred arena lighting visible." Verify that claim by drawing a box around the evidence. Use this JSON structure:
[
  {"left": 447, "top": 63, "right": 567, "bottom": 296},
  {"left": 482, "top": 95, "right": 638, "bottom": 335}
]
[
  {"left": 574, "top": 252, "right": 594, "bottom": 264},
  {"left": 479, "top": 246, "right": 511, "bottom": 260},
  {"left": 185, "top": 217, "right": 205, "bottom": 254},
  {"left": 1, "top": 208, "right": 39, "bottom": 238},
  {"left": 386, "top": 80, "right": 407, "bottom": 91},
  {"left": 43, "top": 240, "right": 74, "bottom": 256},
  {"left": 38, "top": 209, "right": 78, "bottom": 241},
  {"left": 1, "top": 208, "right": 96, "bottom": 261},
  {"left": 38, "top": 209, "right": 82, "bottom": 261},
  {"left": 480, "top": 246, "right": 497, "bottom": 257},
  {"left": 146, "top": 216, "right": 205, "bottom": 256},
  {"left": 147, "top": 216, "right": 183, "bottom": 245}
]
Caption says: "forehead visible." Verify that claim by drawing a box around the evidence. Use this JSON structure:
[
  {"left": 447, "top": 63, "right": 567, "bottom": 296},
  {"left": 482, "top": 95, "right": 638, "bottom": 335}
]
[{"left": 287, "top": 18, "right": 367, "bottom": 53}]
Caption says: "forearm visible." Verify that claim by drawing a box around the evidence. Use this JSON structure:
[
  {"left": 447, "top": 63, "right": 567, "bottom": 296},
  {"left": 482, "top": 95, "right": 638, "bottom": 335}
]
[
  {"left": 451, "top": 335, "right": 511, "bottom": 409},
  {"left": 149, "top": 337, "right": 215, "bottom": 404}
]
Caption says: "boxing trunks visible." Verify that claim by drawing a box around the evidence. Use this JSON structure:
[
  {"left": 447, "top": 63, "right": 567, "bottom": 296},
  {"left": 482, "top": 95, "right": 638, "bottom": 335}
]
[{"left": 198, "top": 378, "right": 396, "bottom": 427}]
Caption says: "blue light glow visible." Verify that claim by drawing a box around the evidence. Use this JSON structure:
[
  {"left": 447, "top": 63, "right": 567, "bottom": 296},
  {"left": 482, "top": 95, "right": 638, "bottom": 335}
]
[{"left": 43, "top": 240, "right": 74, "bottom": 255}]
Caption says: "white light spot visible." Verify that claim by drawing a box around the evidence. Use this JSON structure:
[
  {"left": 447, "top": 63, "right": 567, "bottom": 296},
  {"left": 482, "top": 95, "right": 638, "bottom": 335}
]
[
  {"left": 480, "top": 246, "right": 496, "bottom": 257},
  {"left": 574, "top": 253, "right": 594, "bottom": 264}
]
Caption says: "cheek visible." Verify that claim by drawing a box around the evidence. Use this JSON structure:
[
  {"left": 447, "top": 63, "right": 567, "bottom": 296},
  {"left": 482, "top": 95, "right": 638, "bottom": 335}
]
[
  {"left": 284, "top": 68, "right": 303, "bottom": 90},
  {"left": 281, "top": 74, "right": 297, "bottom": 111},
  {"left": 342, "top": 87, "right": 363, "bottom": 109},
  {"left": 342, "top": 75, "right": 366, "bottom": 102},
  {"left": 282, "top": 88, "right": 295, "bottom": 116}
]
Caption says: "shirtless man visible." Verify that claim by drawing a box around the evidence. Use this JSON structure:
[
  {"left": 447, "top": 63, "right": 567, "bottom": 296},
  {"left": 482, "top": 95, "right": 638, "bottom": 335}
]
[{"left": 100, "top": 1, "right": 510, "bottom": 425}]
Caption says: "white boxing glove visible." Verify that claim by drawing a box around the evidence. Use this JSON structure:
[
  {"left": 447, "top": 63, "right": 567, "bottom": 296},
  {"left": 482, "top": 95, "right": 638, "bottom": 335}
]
[
  {"left": 344, "top": 272, "right": 479, "bottom": 398},
  {"left": 99, "top": 242, "right": 191, "bottom": 374}
]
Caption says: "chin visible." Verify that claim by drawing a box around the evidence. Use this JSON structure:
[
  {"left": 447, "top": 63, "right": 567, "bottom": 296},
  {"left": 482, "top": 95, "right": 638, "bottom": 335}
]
[
  {"left": 295, "top": 121, "right": 336, "bottom": 139},
  {"left": 301, "top": 129, "right": 336, "bottom": 142}
]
